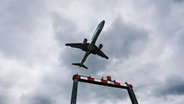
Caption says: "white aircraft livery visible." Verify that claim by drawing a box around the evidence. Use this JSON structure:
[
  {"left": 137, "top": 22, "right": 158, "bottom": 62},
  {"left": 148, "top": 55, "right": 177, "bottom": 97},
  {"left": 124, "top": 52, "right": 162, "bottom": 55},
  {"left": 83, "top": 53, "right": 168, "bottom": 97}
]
[{"left": 65, "top": 20, "right": 108, "bottom": 69}]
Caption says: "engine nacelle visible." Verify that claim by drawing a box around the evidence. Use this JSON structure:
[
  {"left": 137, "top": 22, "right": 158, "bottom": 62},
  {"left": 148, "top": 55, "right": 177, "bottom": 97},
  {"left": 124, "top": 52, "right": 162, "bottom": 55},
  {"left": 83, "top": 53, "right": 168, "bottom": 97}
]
[
  {"left": 83, "top": 38, "right": 87, "bottom": 43},
  {"left": 98, "top": 44, "right": 103, "bottom": 49}
]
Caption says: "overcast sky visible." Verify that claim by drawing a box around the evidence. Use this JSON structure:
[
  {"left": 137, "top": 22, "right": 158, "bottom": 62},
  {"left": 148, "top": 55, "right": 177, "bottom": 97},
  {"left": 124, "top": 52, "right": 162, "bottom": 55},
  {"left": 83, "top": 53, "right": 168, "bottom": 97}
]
[{"left": 1, "top": 0, "right": 184, "bottom": 104}]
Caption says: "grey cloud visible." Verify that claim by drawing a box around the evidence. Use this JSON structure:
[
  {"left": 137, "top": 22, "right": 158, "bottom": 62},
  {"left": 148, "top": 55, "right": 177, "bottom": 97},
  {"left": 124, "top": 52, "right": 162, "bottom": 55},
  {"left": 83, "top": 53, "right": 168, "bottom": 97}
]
[
  {"left": 173, "top": 30, "right": 184, "bottom": 53},
  {"left": 30, "top": 95, "right": 52, "bottom": 104},
  {"left": 87, "top": 0, "right": 119, "bottom": 13},
  {"left": 0, "top": 0, "right": 48, "bottom": 59},
  {"left": 51, "top": 12, "right": 86, "bottom": 69},
  {"left": 21, "top": 94, "right": 52, "bottom": 104},
  {"left": 156, "top": 76, "right": 184, "bottom": 96},
  {"left": 174, "top": 0, "right": 184, "bottom": 3},
  {"left": 51, "top": 12, "right": 79, "bottom": 43},
  {"left": 84, "top": 55, "right": 110, "bottom": 73},
  {"left": 0, "top": 83, "right": 12, "bottom": 104},
  {"left": 19, "top": 67, "right": 73, "bottom": 104},
  {"left": 144, "top": 0, "right": 184, "bottom": 35},
  {"left": 0, "top": 92, "right": 9, "bottom": 104},
  {"left": 102, "top": 17, "right": 149, "bottom": 60},
  {"left": 77, "top": 82, "right": 128, "bottom": 104}
]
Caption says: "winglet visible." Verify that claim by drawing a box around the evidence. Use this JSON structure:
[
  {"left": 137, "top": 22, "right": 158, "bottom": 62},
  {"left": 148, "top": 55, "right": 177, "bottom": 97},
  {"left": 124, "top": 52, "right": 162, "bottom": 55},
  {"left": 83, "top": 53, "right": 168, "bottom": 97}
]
[{"left": 72, "top": 63, "right": 88, "bottom": 69}]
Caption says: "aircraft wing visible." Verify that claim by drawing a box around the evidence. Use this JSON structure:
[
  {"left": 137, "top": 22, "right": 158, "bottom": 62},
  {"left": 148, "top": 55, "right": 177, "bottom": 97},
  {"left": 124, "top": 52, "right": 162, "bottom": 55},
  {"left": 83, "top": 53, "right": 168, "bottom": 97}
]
[
  {"left": 92, "top": 46, "right": 109, "bottom": 59},
  {"left": 65, "top": 43, "right": 89, "bottom": 51}
]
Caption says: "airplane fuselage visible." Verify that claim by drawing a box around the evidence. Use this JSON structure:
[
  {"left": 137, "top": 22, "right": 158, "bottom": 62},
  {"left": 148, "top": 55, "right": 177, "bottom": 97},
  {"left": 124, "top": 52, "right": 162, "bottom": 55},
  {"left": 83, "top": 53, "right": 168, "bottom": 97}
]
[
  {"left": 91, "top": 20, "right": 105, "bottom": 45},
  {"left": 88, "top": 20, "right": 105, "bottom": 51},
  {"left": 79, "top": 20, "right": 105, "bottom": 68}
]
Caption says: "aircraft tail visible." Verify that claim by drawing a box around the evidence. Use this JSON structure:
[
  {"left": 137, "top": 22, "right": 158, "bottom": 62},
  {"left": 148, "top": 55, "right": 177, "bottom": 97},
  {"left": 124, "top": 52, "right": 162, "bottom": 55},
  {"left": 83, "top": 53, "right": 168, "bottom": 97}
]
[{"left": 72, "top": 63, "right": 88, "bottom": 69}]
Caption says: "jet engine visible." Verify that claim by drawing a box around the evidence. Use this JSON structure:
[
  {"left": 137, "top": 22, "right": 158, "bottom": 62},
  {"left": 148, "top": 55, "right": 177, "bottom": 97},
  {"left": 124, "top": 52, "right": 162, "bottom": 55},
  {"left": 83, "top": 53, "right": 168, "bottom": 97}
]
[
  {"left": 83, "top": 38, "right": 87, "bottom": 43},
  {"left": 98, "top": 44, "right": 103, "bottom": 49}
]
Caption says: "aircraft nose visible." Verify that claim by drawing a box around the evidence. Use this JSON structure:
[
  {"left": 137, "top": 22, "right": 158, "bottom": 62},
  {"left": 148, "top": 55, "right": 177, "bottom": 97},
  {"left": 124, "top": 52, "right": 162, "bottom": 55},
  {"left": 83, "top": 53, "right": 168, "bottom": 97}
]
[
  {"left": 102, "top": 20, "right": 105, "bottom": 24},
  {"left": 100, "top": 20, "right": 105, "bottom": 26}
]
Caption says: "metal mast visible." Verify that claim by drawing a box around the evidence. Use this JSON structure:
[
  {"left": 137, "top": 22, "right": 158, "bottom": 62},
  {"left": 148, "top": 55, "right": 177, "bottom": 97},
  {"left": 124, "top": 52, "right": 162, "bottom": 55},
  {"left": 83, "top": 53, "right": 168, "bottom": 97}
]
[{"left": 70, "top": 74, "right": 138, "bottom": 104}]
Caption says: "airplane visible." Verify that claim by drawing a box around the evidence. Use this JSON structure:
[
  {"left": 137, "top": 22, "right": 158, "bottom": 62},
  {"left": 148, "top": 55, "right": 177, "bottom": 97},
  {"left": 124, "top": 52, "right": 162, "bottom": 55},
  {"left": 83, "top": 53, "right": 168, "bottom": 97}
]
[{"left": 65, "top": 20, "right": 108, "bottom": 69}]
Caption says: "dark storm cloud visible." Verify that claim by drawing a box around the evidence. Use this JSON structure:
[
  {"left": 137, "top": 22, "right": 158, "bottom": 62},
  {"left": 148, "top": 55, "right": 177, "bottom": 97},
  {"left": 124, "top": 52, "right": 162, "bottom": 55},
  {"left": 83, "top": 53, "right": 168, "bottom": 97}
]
[
  {"left": 102, "top": 17, "right": 149, "bottom": 60},
  {"left": 0, "top": 80, "right": 13, "bottom": 104},
  {"left": 30, "top": 95, "right": 52, "bottom": 104},
  {"left": 155, "top": 76, "right": 184, "bottom": 96},
  {"left": 150, "top": 29, "right": 184, "bottom": 98},
  {"left": 21, "top": 93, "right": 52, "bottom": 104},
  {"left": 0, "top": 93, "right": 9, "bottom": 104},
  {"left": 84, "top": 55, "right": 110, "bottom": 73},
  {"left": 174, "top": 30, "right": 184, "bottom": 53},
  {"left": 174, "top": 0, "right": 184, "bottom": 3}
]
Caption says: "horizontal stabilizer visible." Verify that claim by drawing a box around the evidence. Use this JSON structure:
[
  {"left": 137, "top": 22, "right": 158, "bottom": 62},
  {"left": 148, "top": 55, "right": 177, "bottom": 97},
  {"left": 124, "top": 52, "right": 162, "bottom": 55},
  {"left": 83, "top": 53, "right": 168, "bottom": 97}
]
[{"left": 72, "top": 63, "right": 88, "bottom": 69}]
